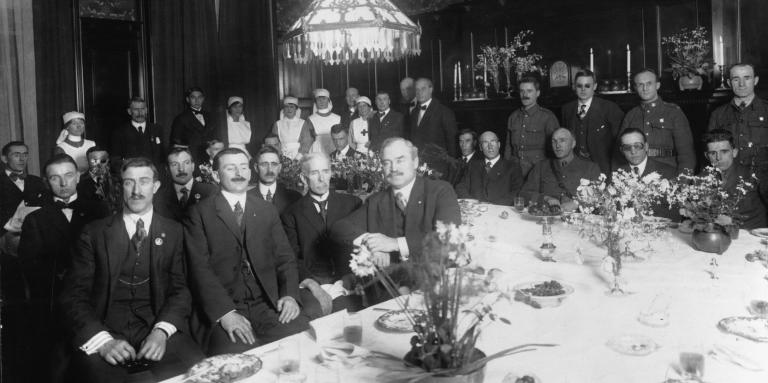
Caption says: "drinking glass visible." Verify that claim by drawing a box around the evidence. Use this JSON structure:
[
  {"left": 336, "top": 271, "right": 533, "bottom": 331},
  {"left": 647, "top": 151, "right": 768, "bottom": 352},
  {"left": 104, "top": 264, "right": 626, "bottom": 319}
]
[
  {"left": 343, "top": 311, "right": 363, "bottom": 346},
  {"left": 679, "top": 352, "right": 705, "bottom": 380},
  {"left": 279, "top": 338, "right": 301, "bottom": 374}
]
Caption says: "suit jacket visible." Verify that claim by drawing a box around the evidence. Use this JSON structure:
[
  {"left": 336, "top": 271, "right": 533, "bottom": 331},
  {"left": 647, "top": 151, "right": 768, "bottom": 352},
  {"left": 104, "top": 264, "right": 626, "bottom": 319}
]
[
  {"left": 0, "top": 171, "right": 49, "bottom": 235},
  {"left": 721, "top": 165, "right": 767, "bottom": 230},
  {"left": 455, "top": 158, "right": 524, "bottom": 205},
  {"left": 59, "top": 213, "right": 191, "bottom": 347},
  {"left": 337, "top": 106, "right": 358, "bottom": 129},
  {"left": 451, "top": 151, "right": 483, "bottom": 185},
  {"left": 330, "top": 177, "right": 461, "bottom": 260},
  {"left": 562, "top": 97, "right": 625, "bottom": 175},
  {"left": 408, "top": 99, "right": 458, "bottom": 157},
  {"left": 369, "top": 110, "right": 405, "bottom": 152},
  {"left": 110, "top": 121, "right": 165, "bottom": 170},
  {"left": 281, "top": 192, "right": 362, "bottom": 282},
  {"left": 155, "top": 181, "right": 219, "bottom": 222},
  {"left": 249, "top": 183, "right": 302, "bottom": 215},
  {"left": 76, "top": 174, "right": 120, "bottom": 214},
  {"left": 19, "top": 198, "right": 110, "bottom": 306},
  {"left": 170, "top": 109, "right": 217, "bottom": 161},
  {"left": 619, "top": 158, "right": 680, "bottom": 221},
  {"left": 184, "top": 193, "right": 299, "bottom": 323}
]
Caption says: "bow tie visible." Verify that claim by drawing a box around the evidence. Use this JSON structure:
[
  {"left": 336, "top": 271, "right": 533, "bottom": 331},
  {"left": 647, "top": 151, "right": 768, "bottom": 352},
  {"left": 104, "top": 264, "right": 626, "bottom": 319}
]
[
  {"left": 191, "top": 109, "right": 202, "bottom": 115},
  {"left": 378, "top": 111, "right": 386, "bottom": 116},
  {"left": 419, "top": 104, "right": 428, "bottom": 110},
  {"left": 8, "top": 172, "right": 25, "bottom": 181},
  {"left": 54, "top": 200, "right": 73, "bottom": 209}
]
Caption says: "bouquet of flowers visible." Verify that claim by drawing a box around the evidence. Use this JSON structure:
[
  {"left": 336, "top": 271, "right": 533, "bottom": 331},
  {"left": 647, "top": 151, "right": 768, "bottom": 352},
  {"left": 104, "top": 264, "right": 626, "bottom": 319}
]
[
  {"left": 331, "top": 153, "right": 385, "bottom": 193},
  {"left": 196, "top": 163, "right": 217, "bottom": 185},
  {"left": 277, "top": 156, "right": 306, "bottom": 193},
  {"left": 500, "top": 30, "right": 544, "bottom": 79},
  {"left": 475, "top": 46, "right": 503, "bottom": 91},
  {"left": 669, "top": 167, "right": 753, "bottom": 233},
  {"left": 350, "top": 222, "right": 554, "bottom": 379},
  {"left": 661, "top": 26, "right": 713, "bottom": 80}
]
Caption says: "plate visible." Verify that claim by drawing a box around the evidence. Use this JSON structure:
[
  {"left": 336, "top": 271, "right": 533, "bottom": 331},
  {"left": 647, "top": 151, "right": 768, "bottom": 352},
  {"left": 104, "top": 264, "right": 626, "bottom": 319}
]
[
  {"left": 749, "top": 228, "right": 768, "bottom": 239},
  {"left": 375, "top": 309, "right": 425, "bottom": 333},
  {"left": 718, "top": 316, "right": 768, "bottom": 342},
  {"left": 183, "top": 353, "right": 262, "bottom": 383},
  {"left": 514, "top": 281, "right": 574, "bottom": 308},
  {"left": 606, "top": 334, "right": 659, "bottom": 356}
]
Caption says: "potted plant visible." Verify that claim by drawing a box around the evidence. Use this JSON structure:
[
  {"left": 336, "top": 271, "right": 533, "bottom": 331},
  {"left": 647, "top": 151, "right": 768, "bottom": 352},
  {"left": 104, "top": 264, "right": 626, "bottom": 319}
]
[
  {"left": 661, "top": 26, "right": 713, "bottom": 91},
  {"left": 669, "top": 167, "right": 754, "bottom": 254},
  {"left": 350, "top": 222, "right": 555, "bottom": 382}
]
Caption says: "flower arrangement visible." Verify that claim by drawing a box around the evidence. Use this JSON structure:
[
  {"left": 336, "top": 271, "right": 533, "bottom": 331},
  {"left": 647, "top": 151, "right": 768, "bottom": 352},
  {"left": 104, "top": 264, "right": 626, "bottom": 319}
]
[
  {"left": 331, "top": 153, "right": 385, "bottom": 193},
  {"left": 669, "top": 167, "right": 753, "bottom": 232},
  {"left": 475, "top": 46, "right": 503, "bottom": 91},
  {"left": 500, "top": 30, "right": 544, "bottom": 78},
  {"left": 277, "top": 156, "right": 306, "bottom": 193},
  {"left": 350, "top": 222, "right": 554, "bottom": 379},
  {"left": 195, "top": 163, "right": 218, "bottom": 185},
  {"left": 661, "top": 26, "right": 713, "bottom": 80}
]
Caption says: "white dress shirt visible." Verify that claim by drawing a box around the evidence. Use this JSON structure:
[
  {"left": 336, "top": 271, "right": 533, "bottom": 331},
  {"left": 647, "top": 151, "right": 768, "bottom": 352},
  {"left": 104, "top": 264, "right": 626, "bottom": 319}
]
[
  {"left": 132, "top": 121, "right": 147, "bottom": 133},
  {"left": 221, "top": 189, "right": 247, "bottom": 211},
  {"left": 578, "top": 97, "right": 594, "bottom": 116},
  {"left": 417, "top": 99, "right": 432, "bottom": 126},
  {"left": 485, "top": 155, "right": 501, "bottom": 168},
  {"left": 174, "top": 179, "right": 194, "bottom": 202},
  {"left": 258, "top": 183, "right": 277, "bottom": 201},
  {"left": 5, "top": 169, "right": 24, "bottom": 191},
  {"left": 462, "top": 152, "right": 476, "bottom": 163},
  {"left": 335, "top": 145, "right": 350, "bottom": 160},
  {"left": 632, "top": 156, "right": 649, "bottom": 176},
  {"left": 378, "top": 108, "right": 390, "bottom": 121},
  {"left": 55, "top": 193, "right": 77, "bottom": 222},
  {"left": 310, "top": 191, "right": 330, "bottom": 213}
]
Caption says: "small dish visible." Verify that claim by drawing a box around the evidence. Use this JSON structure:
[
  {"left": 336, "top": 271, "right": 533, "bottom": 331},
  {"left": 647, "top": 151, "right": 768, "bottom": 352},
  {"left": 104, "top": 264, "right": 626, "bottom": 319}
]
[
  {"left": 606, "top": 334, "right": 659, "bottom": 356},
  {"left": 750, "top": 228, "right": 768, "bottom": 239},
  {"left": 514, "top": 281, "right": 574, "bottom": 308},
  {"left": 375, "top": 309, "right": 425, "bottom": 333}
]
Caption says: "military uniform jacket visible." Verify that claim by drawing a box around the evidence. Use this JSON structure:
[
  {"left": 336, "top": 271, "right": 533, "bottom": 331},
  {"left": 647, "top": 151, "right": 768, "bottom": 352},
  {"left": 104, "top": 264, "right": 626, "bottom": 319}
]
[
  {"left": 708, "top": 97, "right": 768, "bottom": 168},
  {"left": 620, "top": 98, "right": 695, "bottom": 174},
  {"left": 504, "top": 104, "right": 559, "bottom": 169},
  {"left": 521, "top": 156, "right": 601, "bottom": 202}
]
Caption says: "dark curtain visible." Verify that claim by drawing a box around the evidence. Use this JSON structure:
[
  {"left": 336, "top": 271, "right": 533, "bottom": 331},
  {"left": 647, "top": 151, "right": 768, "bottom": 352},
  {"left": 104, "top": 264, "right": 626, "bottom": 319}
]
[{"left": 32, "top": 0, "right": 77, "bottom": 167}]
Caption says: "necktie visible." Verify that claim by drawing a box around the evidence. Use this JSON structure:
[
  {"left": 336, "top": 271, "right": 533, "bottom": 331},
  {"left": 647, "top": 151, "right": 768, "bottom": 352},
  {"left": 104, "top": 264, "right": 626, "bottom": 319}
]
[
  {"left": 417, "top": 105, "right": 427, "bottom": 126},
  {"left": 739, "top": 101, "right": 747, "bottom": 111},
  {"left": 485, "top": 160, "right": 493, "bottom": 172},
  {"left": 8, "top": 172, "right": 25, "bottom": 181},
  {"left": 578, "top": 104, "right": 587, "bottom": 119},
  {"left": 54, "top": 200, "right": 72, "bottom": 209},
  {"left": 131, "top": 218, "right": 147, "bottom": 250},
  {"left": 632, "top": 166, "right": 640, "bottom": 175},
  {"left": 191, "top": 109, "right": 202, "bottom": 115},
  {"left": 315, "top": 199, "right": 328, "bottom": 222},
  {"left": 179, "top": 187, "right": 189, "bottom": 206},
  {"left": 395, "top": 191, "right": 407, "bottom": 212},
  {"left": 464, "top": 156, "right": 470, "bottom": 163},
  {"left": 265, "top": 189, "right": 273, "bottom": 203},
  {"left": 378, "top": 111, "right": 385, "bottom": 117},
  {"left": 234, "top": 201, "right": 244, "bottom": 227}
]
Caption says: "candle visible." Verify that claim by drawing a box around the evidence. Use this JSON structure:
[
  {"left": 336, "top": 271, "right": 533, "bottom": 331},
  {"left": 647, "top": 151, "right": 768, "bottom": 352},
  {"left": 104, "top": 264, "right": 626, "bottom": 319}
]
[
  {"left": 454, "top": 63, "right": 458, "bottom": 89},
  {"left": 505, "top": 27, "right": 509, "bottom": 47},
  {"left": 483, "top": 56, "right": 488, "bottom": 89},
  {"left": 458, "top": 61, "right": 462, "bottom": 87},
  {"left": 719, "top": 35, "right": 724, "bottom": 66},
  {"left": 626, "top": 44, "right": 631, "bottom": 73},
  {"left": 607, "top": 49, "right": 612, "bottom": 77},
  {"left": 470, "top": 32, "right": 474, "bottom": 65},
  {"left": 590, "top": 48, "right": 594, "bottom": 72}
]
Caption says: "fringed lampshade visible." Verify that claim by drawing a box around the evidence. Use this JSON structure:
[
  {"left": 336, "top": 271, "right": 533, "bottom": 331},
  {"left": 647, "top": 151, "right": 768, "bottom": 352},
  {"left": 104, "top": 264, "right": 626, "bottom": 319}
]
[{"left": 284, "top": 0, "right": 422, "bottom": 65}]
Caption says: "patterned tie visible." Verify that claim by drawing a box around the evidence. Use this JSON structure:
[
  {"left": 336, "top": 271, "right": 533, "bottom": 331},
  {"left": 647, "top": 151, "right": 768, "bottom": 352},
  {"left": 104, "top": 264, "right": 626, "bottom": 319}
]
[
  {"left": 485, "top": 160, "right": 493, "bottom": 173},
  {"left": 578, "top": 104, "right": 587, "bottom": 119},
  {"left": 234, "top": 201, "right": 244, "bottom": 227},
  {"left": 131, "top": 218, "right": 147, "bottom": 250},
  {"left": 8, "top": 172, "right": 25, "bottom": 181},
  {"left": 315, "top": 199, "right": 328, "bottom": 222},
  {"left": 179, "top": 187, "right": 189, "bottom": 206},
  {"left": 632, "top": 166, "right": 640, "bottom": 176},
  {"left": 265, "top": 189, "right": 273, "bottom": 203},
  {"left": 395, "top": 191, "right": 407, "bottom": 212}
]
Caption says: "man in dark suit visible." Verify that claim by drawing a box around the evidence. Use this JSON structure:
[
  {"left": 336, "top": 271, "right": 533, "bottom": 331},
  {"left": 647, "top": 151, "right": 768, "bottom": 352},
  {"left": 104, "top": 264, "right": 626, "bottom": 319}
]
[
  {"left": 703, "top": 129, "right": 767, "bottom": 229},
  {"left": 369, "top": 91, "right": 405, "bottom": 152},
  {"left": 282, "top": 153, "right": 362, "bottom": 318},
  {"left": 18, "top": 154, "right": 110, "bottom": 382},
  {"left": 60, "top": 157, "right": 203, "bottom": 382},
  {"left": 329, "top": 124, "right": 365, "bottom": 192},
  {"left": 331, "top": 138, "right": 461, "bottom": 301},
  {"left": 617, "top": 128, "right": 679, "bottom": 220},
  {"left": 337, "top": 87, "right": 360, "bottom": 129},
  {"left": 450, "top": 129, "right": 482, "bottom": 185},
  {"left": 111, "top": 97, "right": 165, "bottom": 172},
  {"left": 185, "top": 148, "right": 309, "bottom": 355},
  {"left": 248, "top": 146, "right": 301, "bottom": 215},
  {"left": 396, "top": 77, "right": 417, "bottom": 122},
  {"left": 562, "top": 70, "right": 625, "bottom": 175},
  {"left": 456, "top": 131, "right": 523, "bottom": 206},
  {"left": 155, "top": 148, "right": 218, "bottom": 222},
  {"left": 408, "top": 78, "right": 458, "bottom": 157},
  {"left": 77, "top": 146, "right": 121, "bottom": 214},
  {"left": 170, "top": 87, "right": 217, "bottom": 161}
]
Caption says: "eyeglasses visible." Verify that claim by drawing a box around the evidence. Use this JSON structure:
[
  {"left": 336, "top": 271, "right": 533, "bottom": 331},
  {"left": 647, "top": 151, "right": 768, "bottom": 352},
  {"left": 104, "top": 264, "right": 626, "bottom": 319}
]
[
  {"left": 620, "top": 143, "right": 645, "bottom": 152},
  {"left": 705, "top": 149, "right": 733, "bottom": 159},
  {"left": 89, "top": 158, "right": 108, "bottom": 164}
]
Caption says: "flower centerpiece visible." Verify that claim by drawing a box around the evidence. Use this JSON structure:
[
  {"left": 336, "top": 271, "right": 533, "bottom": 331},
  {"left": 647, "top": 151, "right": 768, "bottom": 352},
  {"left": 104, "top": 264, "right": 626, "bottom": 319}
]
[
  {"left": 331, "top": 151, "right": 442, "bottom": 195},
  {"left": 575, "top": 169, "right": 673, "bottom": 294},
  {"left": 350, "top": 222, "right": 555, "bottom": 381},
  {"left": 669, "top": 167, "right": 754, "bottom": 253},
  {"left": 499, "top": 30, "right": 543, "bottom": 91},
  {"left": 661, "top": 26, "right": 713, "bottom": 90},
  {"left": 475, "top": 46, "right": 503, "bottom": 94},
  {"left": 277, "top": 156, "right": 306, "bottom": 193}
]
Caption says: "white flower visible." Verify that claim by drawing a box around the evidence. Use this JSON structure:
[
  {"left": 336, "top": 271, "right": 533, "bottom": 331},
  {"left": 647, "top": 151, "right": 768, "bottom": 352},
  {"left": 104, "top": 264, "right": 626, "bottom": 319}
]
[
  {"left": 349, "top": 246, "right": 376, "bottom": 277},
  {"left": 641, "top": 172, "right": 660, "bottom": 183}
]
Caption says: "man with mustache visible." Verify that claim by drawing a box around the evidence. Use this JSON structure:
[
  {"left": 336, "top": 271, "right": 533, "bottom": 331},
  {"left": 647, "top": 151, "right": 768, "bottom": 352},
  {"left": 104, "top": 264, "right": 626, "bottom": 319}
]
[
  {"left": 60, "top": 157, "right": 203, "bottom": 382},
  {"left": 456, "top": 131, "right": 523, "bottom": 205},
  {"left": 155, "top": 148, "right": 218, "bottom": 222},
  {"left": 331, "top": 138, "right": 461, "bottom": 303},
  {"left": 249, "top": 146, "right": 301, "bottom": 215},
  {"left": 185, "top": 148, "right": 309, "bottom": 354},
  {"left": 111, "top": 97, "right": 164, "bottom": 171},
  {"left": 521, "top": 128, "right": 600, "bottom": 212},
  {"left": 620, "top": 68, "right": 695, "bottom": 174},
  {"left": 505, "top": 76, "right": 560, "bottom": 176}
]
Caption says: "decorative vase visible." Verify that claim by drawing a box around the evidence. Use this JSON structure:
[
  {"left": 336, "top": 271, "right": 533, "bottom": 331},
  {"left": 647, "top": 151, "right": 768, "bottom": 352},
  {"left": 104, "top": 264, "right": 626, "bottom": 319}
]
[
  {"left": 691, "top": 229, "right": 732, "bottom": 254},
  {"left": 606, "top": 238, "right": 626, "bottom": 296},
  {"left": 678, "top": 74, "right": 703, "bottom": 91}
]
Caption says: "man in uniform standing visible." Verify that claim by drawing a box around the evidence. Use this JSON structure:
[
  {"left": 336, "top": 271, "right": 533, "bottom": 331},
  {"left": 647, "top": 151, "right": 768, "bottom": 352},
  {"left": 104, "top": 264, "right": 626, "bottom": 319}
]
[{"left": 620, "top": 68, "right": 695, "bottom": 174}]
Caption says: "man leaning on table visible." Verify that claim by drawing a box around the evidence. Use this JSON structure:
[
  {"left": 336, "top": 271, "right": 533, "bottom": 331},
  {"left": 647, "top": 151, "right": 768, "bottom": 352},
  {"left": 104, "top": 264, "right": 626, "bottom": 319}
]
[
  {"left": 185, "top": 148, "right": 310, "bottom": 355},
  {"left": 456, "top": 131, "right": 524, "bottom": 205},
  {"left": 521, "top": 128, "right": 601, "bottom": 212},
  {"left": 702, "top": 129, "right": 767, "bottom": 230},
  {"left": 60, "top": 157, "right": 203, "bottom": 382},
  {"left": 330, "top": 138, "right": 461, "bottom": 301}
]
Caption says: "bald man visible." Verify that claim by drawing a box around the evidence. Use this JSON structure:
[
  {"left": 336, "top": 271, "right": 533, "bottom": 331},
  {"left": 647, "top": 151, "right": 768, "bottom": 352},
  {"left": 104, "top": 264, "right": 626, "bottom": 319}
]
[
  {"left": 521, "top": 128, "right": 601, "bottom": 211},
  {"left": 456, "top": 131, "right": 523, "bottom": 205}
]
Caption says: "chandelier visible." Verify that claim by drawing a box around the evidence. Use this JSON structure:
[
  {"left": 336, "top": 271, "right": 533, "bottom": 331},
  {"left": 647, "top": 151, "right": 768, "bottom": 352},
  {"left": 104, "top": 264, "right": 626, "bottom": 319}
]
[{"left": 284, "top": 0, "right": 422, "bottom": 65}]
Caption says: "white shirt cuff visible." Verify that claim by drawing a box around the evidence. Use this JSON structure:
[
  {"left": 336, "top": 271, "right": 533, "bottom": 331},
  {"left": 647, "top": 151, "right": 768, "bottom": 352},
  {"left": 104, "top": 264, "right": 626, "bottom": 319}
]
[
  {"left": 80, "top": 331, "right": 113, "bottom": 355},
  {"left": 153, "top": 321, "right": 177, "bottom": 338},
  {"left": 397, "top": 237, "right": 409, "bottom": 261},
  {"left": 217, "top": 309, "right": 237, "bottom": 323}
]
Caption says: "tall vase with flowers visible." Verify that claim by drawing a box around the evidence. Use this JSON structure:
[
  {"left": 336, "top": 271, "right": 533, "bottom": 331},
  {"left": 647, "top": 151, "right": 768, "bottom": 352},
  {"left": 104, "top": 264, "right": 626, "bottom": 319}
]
[
  {"left": 499, "top": 30, "right": 543, "bottom": 92},
  {"left": 661, "top": 26, "right": 713, "bottom": 90},
  {"left": 349, "top": 222, "right": 555, "bottom": 381}
]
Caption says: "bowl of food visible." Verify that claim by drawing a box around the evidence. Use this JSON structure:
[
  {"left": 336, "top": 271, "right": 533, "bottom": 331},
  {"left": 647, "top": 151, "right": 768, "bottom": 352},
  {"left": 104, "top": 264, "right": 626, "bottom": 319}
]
[{"left": 514, "top": 280, "right": 574, "bottom": 308}]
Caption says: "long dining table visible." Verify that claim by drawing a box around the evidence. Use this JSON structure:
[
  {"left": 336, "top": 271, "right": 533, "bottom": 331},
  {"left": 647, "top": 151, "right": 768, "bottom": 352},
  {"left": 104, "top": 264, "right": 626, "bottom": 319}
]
[{"left": 163, "top": 202, "right": 768, "bottom": 383}]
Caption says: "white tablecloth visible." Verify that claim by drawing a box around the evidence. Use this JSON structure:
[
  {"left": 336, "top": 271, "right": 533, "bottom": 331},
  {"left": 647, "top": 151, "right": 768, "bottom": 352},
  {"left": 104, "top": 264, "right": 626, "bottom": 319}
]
[{"left": 164, "top": 203, "right": 768, "bottom": 383}]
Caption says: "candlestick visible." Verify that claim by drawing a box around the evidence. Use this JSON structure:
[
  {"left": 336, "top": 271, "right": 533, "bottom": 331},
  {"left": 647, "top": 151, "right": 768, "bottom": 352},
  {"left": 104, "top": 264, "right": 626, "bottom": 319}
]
[
  {"left": 439, "top": 40, "right": 443, "bottom": 91},
  {"left": 626, "top": 44, "right": 631, "bottom": 74},
  {"left": 589, "top": 48, "right": 594, "bottom": 72},
  {"left": 458, "top": 61, "right": 462, "bottom": 88},
  {"left": 470, "top": 32, "right": 475, "bottom": 92},
  {"left": 719, "top": 35, "right": 724, "bottom": 68},
  {"left": 453, "top": 63, "right": 458, "bottom": 100},
  {"left": 505, "top": 27, "right": 509, "bottom": 47},
  {"left": 483, "top": 56, "right": 488, "bottom": 98}
]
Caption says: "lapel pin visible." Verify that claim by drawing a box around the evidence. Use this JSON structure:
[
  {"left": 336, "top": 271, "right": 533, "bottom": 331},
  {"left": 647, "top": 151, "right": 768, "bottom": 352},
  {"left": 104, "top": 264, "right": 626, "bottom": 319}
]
[
  {"left": 194, "top": 193, "right": 201, "bottom": 200},
  {"left": 154, "top": 237, "right": 164, "bottom": 246}
]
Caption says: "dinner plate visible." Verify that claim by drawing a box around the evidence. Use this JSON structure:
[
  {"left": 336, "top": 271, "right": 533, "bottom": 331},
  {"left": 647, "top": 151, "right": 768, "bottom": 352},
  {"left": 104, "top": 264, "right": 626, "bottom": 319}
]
[
  {"left": 749, "top": 228, "right": 768, "bottom": 239},
  {"left": 375, "top": 309, "right": 425, "bottom": 333},
  {"left": 513, "top": 281, "right": 574, "bottom": 308},
  {"left": 183, "top": 353, "right": 262, "bottom": 383},
  {"left": 717, "top": 316, "right": 768, "bottom": 342},
  {"left": 606, "top": 334, "right": 659, "bottom": 356}
]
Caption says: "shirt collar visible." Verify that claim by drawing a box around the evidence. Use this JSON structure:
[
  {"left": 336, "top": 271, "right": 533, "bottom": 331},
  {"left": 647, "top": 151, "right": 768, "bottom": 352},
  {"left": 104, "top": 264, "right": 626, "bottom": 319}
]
[
  {"left": 579, "top": 97, "right": 593, "bottom": 109},
  {"left": 174, "top": 179, "right": 194, "bottom": 194},
  {"left": 393, "top": 177, "right": 417, "bottom": 202},
  {"left": 338, "top": 145, "right": 350, "bottom": 156},
  {"left": 379, "top": 108, "right": 390, "bottom": 115},
  {"left": 131, "top": 121, "right": 146, "bottom": 128},
  {"left": 523, "top": 103, "right": 540, "bottom": 114},
  {"left": 463, "top": 151, "right": 475, "bottom": 161},
  {"left": 733, "top": 95, "right": 756, "bottom": 108},
  {"left": 633, "top": 156, "right": 649, "bottom": 175},
  {"left": 123, "top": 208, "right": 153, "bottom": 236},
  {"left": 258, "top": 182, "right": 277, "bottom": 198},
  {"left": 420, "top": 99, "right": 433, "bottom": 109},
  {"left": 221, "top": 189, "right": 247, "bottom": 210},
  {"left": 55, "top": 193, "right": 78, "bottom": 204},
  {"left": 485, "top": 155, "right": 501, "bottom": 168},
  {"left": 310, "top": 191, "right": 330, "bottom": 203}
]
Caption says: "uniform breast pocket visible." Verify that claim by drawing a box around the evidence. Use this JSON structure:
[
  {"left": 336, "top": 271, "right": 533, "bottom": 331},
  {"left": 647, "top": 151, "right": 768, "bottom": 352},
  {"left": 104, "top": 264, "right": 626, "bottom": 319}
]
[
  {"left": 748, "top": 121, "right": 768, "bottom": 145},
  {"left": 523, "top": 127, "right": 545, "bottom": 148},
  {"left": 650, "top": 124, "right": 672, "bottom": 139}
]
